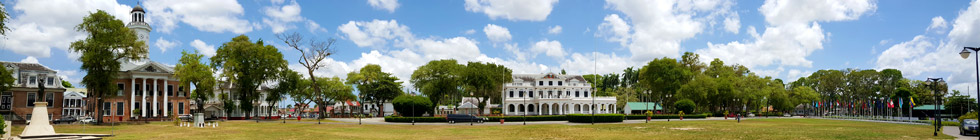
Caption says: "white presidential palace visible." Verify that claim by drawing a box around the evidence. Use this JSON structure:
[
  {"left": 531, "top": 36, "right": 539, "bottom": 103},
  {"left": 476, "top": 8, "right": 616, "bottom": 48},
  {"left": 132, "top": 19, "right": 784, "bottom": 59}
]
[{"left": 502, "top": 73, "right": 616, "bottom": 116}]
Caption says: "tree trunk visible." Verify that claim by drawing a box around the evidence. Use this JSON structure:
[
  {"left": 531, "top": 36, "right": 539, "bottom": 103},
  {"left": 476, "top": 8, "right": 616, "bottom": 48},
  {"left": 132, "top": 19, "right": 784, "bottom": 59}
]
[
  {"left": 477, "top": 96, "right": 488, "bottom": 115},
  {"left": 96, "top": 97, "right": 103, "bottom": 125},
  {"left": 376, "top": 102, "right": 383, "bottom": 117}
]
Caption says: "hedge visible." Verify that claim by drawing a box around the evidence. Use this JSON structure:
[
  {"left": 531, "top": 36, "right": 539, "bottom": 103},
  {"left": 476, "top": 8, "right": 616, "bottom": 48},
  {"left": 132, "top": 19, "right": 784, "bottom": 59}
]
[
  {"left": 384, "top": 116, "right": 446, "bottom": 122},
  {"left": 486, "top": 115, "right": 567, "bottom": 122},
  {"left": 568, "top": 114, "right": 624, "bottom": 123},
  {"left": 625, "top": 113, "right": 710, "bottom": 120}
]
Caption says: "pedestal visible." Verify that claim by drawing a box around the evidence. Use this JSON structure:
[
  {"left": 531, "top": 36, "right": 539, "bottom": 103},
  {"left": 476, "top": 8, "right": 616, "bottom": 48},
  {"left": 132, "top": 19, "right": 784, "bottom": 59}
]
[
  {"left": 20, "top": 102, "right": 55, "bottom": 136},
  {"left": 194, "top": 113, "right": 204, "bottom": 127}
]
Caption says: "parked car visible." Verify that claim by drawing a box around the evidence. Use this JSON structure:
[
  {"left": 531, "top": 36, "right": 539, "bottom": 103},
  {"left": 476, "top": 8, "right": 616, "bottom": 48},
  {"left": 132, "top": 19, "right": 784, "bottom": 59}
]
[
  {"left": 961, "top": 119, "right": 978, "bottom": 135},
  {"left": 79, "top": 117, "right": 95, "bottom": 124},
  {"left": 52, "top": 117, "right": 77, "bottom": 124},
  {"left": 447, "top": 114, "right": 486, "bottom": 124},
  {"left": 179, "top": 114, "right": 193, "bottom": 120}
]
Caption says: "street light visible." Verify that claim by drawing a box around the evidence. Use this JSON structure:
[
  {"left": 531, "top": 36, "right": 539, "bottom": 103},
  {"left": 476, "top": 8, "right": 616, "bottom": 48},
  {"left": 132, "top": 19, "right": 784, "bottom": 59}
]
[
  {"left": 960, "top": 47, "right": 980, "bottom": 127},
  {"left": 924, "top": 78, "right": 945, "bottom": 136}
]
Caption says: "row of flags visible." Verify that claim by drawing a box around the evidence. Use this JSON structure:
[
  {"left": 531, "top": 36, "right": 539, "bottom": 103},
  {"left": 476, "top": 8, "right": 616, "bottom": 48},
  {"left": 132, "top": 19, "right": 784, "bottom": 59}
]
[{"left": 812, "top": 97, "right": 918, "bottom": 109}]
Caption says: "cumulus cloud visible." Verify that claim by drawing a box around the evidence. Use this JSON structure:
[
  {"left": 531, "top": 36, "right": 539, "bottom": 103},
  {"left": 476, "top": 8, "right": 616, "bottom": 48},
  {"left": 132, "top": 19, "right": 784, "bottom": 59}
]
[
  {"left": 154, "top": 37, "right": 180, "bottom": 53},
  {"left": 20, "top": 56, "right": 39, "bottom": 64},
  {"left": 54, "top": 69, "right": 82, "bottom": 88},
  {"left": 144, "top": 0, "right": 255, "bottom": 34},
  {"left": 464, "top": 29, "right": 477, "bottom": 35},
  {"left": 464, "top": 0, "right": 559, "bottom": 21},
  {"left": 529, "top": 40, "right": 567, "bottom": 60},
  {"left": 876, "top": 0, "right": 980, "bottom": 98},
  {"left": 483, "top": 24, "right": 512, "bottom": 43},
  {"left": 697, "top": 0, "right": 876, "bottom": 69},
  {"left": 337, "top": 19, "right": 414, "bottom": 48},
  {"left": 368, "top": 0, "right": 399, "bottom": 13},
  {"left": 0, "top": 0, "right": 132, "bottom": 58},
  {"left": 190, "top": 40, "right": 217, "bottom": 57},
  {"left": 927, "top": 16, "right": 949, "bottom": 34},
  {"left": 548, "top": 25, "right": 563, "bottom": 34},
  {"left": 601, "top": 0, "right": 740, "bottom": 62},
  {"left": 263, "top": 0, "right": 304, "bottom": 34}
]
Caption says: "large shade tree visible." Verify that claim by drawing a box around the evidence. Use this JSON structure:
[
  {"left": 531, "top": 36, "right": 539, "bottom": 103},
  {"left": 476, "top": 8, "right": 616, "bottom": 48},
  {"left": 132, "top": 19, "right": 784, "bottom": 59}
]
[
  {"left": 461, "top": 62, "right": 512, "bottom": 115},
  {"left": 211, "top": 35, "right": 287, "bottom": 119},
  {"left": 411, "top": 59, "right": 464, "bottom": 116},
  {"left": 174, "top": 51, "right": 216, "bottom": 114},
  {"left": 347, "top": 64, "right": 402, "bottom": 117},
  {"left": 70, "top": 10, "right": 148, "bottom": 124}
]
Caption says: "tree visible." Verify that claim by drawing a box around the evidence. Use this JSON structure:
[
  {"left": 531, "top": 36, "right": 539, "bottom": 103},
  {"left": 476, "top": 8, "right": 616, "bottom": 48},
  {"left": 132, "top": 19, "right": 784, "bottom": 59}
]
[
  {"left": 638, "top": 57, "right": 692, "bottom": 112},
  {"left": 348, "top": 64, "right": 401, "bottom": 117},
  {"left": 560, "top": 69, "right": 567, "bottom": 75},
  {"left": 314, "top": 76, "right": 354, "bottom": 118},
  {"left": 61, "top": 81, "right": 73, "bottom": 88},
  {"left": 70, "top": 10, "right": 148, "bottom": 124},
  {"left": 219, "top": 93, "right": 236, "bottom": 119},
  {"left": 175, "top": 51, "right": 216, "bottom": 114},
  {"left": 276, "top": 32, "right": 338, "bottom": 116},
  {"left": 461, "top": 62, "right": 512, "bottom": 115},
  {"left": 674, "top": 99, "right": 696, "bottom": 114},
  {"left": 287, "top": 78, "right": 314, "bottom": 120},
  {"left": 0, "top": 1, "right": 9, "bottom": 35},
  {"left": 269, "top": 70, "right": 301, "bottom": 119},
  {"left": 211, "top": 35, "right": 287, "bottom": 119},
  {"left": 411, "top": 59, "right": 464, "bottom": 116},
  {"left": 392, "top": 95, "right": 432, "bottom": 117}
]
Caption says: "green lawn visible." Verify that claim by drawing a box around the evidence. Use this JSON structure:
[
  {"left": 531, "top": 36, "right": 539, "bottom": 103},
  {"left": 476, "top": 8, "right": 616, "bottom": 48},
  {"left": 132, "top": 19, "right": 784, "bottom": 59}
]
[{"left": 10, "top": 118, "right": 954, "bottom": 140}]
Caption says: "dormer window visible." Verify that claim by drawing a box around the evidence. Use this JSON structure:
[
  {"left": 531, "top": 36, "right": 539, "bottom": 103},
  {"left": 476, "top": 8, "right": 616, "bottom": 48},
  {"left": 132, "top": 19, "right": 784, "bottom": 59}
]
[
  {"left": 46, "top": 77, "right": 54, "bottom": 86},
  {"left": 28, "top": 76, "right": 36, "bottom": 85}
]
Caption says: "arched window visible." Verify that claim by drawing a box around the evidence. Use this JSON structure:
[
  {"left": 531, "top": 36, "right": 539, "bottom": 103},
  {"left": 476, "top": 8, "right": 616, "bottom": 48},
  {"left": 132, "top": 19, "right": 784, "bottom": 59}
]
[
  {"left": 528, "top": 104, "right": 535, "bottom": 112},
  {"left": 575, "top": 104, "right": 581, "bottom": 111},
  {"left": 508, "top": 104, "right": 515, "bottom": 112},
  {"left": 519, "top": 104, "right": 525, "bottom": 112}
]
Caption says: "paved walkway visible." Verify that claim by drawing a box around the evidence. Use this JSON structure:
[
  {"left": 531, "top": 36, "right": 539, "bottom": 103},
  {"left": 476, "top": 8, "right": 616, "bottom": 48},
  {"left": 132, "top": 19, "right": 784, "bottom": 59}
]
[{"left": 943, "top": 126, "right": 979, "bottom": 140}]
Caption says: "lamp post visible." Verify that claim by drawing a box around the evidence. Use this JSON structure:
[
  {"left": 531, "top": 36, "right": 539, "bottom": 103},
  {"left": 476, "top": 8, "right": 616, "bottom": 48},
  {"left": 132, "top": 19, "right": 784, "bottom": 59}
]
[
  {"left": 924, "top": 78, "right": 945, "bottom": 136},
  {"left": 960, "top": 47, "right": 980, "bottom": 124}
]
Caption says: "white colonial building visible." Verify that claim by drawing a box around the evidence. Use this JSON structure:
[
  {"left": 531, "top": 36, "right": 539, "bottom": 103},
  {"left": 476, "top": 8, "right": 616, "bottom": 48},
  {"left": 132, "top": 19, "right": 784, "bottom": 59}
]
[{"left": 502, "top": 73, "right": 616, "bottom": 116}]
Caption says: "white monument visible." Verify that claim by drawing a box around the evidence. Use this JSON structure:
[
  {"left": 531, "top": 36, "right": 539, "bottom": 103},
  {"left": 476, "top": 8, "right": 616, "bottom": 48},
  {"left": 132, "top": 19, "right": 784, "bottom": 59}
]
[{"left": 19, "top": 102, "right": 55, "bottom": 136}]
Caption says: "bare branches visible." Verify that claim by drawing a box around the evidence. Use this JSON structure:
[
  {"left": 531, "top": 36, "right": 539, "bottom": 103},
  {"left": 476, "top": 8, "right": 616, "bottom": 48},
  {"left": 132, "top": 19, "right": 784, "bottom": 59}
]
[{"left": 276, "top": 32, "right": 337, "bottom": 74}]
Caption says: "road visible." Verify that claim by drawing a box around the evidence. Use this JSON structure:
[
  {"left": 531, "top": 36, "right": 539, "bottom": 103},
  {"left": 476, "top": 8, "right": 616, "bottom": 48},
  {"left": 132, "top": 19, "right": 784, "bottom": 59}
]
[{"left": 944, "top": 126, "right": 979, "bottom": 140}]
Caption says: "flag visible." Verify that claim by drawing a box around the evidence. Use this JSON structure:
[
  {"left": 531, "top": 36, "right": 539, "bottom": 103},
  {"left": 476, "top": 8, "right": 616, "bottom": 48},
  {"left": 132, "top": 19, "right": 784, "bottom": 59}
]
[
  {"left": 899, "top": 97, "right": 903, "bottom": 108},
  {"left": 888, "top": 100, "right": 894, "bottom": 108},
  {"left": 910, "top": 97, "right": 916, "bottom": 106}
]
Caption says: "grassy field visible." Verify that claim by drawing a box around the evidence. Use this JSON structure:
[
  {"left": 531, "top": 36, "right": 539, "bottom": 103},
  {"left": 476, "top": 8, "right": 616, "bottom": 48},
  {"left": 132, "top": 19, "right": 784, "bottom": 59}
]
[{"left": 10, "top": 118, "right": 954, "bottom": 140}]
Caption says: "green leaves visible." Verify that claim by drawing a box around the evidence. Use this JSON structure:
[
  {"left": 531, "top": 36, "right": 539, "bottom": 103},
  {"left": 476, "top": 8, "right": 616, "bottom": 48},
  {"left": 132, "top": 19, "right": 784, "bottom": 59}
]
[
  {"left": 210, "top": 35, "right": 287, "bottom": 116},
  {"left": 175, "top": 50, "right": 216, "bottom": 113},
  {"left": 411, "top": 59, "right": 464, "bottom": 113},
  {"left": 460, "top": 62, "right": 512, "bottom": 115}
]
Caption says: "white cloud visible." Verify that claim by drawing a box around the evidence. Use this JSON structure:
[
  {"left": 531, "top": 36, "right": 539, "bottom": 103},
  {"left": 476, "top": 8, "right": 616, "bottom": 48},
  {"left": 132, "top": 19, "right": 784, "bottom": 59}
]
[
  {"left": 337, "top": 19, "right": 414, "bottom": 48},
  {"left": 306, "top": 20, "right": 328, "bottom": 33},
  {"left": 263, "top": 0, "right": 307, "bottom": 34},
  {"left": 144, "top": 0, "right": 255, "bottom": 34},
  {"left": 724, "top": 14, "right": 741, "bottom": 34},
  {"left": 0, "top": 0, "right": 132, "bottom": 58},
  {"left": 190, "top": 40, "right": 217, "bottom": 57},
  {"left": 698, "top": 0, "right": 875, "bottom": 69},
  {"left": 54, "top": 69, "right": 81, "bottom": 88},
  {"left": 548, "top": 25, "right": 563, "bottom": 35},
  {"left": 530, "top": 40, "right": 566, "bottom": 60},
  {"left": 367, "top": 0, "right": 400, "bottom": 13},
  {"left": 876, "top": 0, "right": 980, "bottom": 98},
  {"left": 602, "top": 0, "right": 739, "bottom": 62},
  {"left": 559, "top": 52, "right": 634, "bottom": 75},
  {"left": 927, "top": 16, "right": 949, "bottom": 34},
  {"left": 483, "top": 24, "right": 512, "bottom": 43},
  {"left": 464, "top": 0, "right": 559, "bottom": 21},
  {"left": 154, "top": 37, "right": 180, "bottom": 53},
  {"left": 20, "top": 56, "right": 39, "bottom": 64},
  {"left": 503, "top": 43, "right": 527, "bottom": 61},
  {"left": 464, "top": 29, "right": 477, "bottom": 35}
]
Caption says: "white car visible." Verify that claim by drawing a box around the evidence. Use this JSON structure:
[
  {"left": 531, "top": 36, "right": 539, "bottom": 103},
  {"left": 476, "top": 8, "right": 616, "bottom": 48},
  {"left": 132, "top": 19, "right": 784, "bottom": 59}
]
[{"left": 79, "top": 118, "right": 95, "bottom": 124}]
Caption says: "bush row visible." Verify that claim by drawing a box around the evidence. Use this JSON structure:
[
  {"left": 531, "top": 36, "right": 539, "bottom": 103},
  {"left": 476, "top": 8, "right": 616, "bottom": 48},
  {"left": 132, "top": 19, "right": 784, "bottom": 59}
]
[
  {"left": 625, "top": 113, "right": 710, "bottom": 120},
  {"left": 384, "top": 116, "right": 446, "bottom": 122},
  {"left": 568, "top": 114, "right": 624, "bottom": 123},
  {"left": 486, "top": 115, "right": 567, "bottom": 122}
]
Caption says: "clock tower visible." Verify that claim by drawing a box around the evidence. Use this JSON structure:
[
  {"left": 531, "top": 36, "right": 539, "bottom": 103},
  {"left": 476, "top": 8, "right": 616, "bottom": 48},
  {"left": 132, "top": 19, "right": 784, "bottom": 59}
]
[{"left": 127, "top": 4, "right": 151, "bottom": 43}]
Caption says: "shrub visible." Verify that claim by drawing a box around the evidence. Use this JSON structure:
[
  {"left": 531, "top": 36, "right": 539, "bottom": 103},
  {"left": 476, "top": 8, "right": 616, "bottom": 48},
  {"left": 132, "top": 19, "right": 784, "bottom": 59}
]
[
  {"left": 625, "top": 113, "right": 710, "bottom": 120},
  {"left": 674, "top": 99, "right": 695, "bottom": 114},
  {"left": 567, "top": 114, "right": 624, "bottom": 123},
  {"left": 959, "top": 111, "right": 978, "bottom": 122},
  {"left": 486, "top": 115, "right": 567, "bottom": 122},
  {"left": 392, "top": 95, "right": 432, "bottom": 117},
  {"left": 384, "top": 116, "right": 446, "bottom": 122}
]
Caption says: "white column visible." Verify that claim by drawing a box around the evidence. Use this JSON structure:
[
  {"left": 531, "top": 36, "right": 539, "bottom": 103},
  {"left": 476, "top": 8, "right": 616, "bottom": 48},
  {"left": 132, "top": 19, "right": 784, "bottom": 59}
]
[
  {"left": 164, "top": 80, "right": 168, "bottom": 117},
  {"left": 130, "top": 78, "right": 135, "bottom": 116},
  {"left": 141, "top": 78, "right": 147, "bottom": 117},
  {"left": 558, "top": 104, "right": 563, "bottom": 115},
  {"left": 153, "top": 78, "right": 158, "bottom": 117}
]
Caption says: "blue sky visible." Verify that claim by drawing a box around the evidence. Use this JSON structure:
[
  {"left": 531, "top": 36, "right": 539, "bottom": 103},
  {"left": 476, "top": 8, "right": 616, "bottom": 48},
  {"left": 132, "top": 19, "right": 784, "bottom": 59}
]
[{"left": 2, "top": 0, "right": 980, "bottom": 98}]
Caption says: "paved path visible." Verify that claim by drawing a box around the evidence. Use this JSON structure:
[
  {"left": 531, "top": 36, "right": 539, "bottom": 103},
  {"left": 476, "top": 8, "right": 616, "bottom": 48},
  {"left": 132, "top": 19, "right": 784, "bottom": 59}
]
[{"left": 943, "top": 126, "right": 979, "bottom": 140}]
